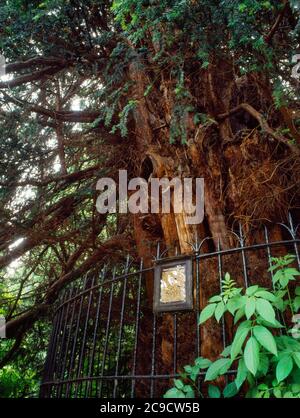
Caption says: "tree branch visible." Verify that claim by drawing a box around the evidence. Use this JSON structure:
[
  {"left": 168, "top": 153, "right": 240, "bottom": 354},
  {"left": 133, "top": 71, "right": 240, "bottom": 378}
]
[
  {"left": 264, "top": 0, "right": 289, "bottom": 44},
  {"left": 217, "top": 103, "right": 299, "bottom": 153},
  {"left": 5, "top": 57, "right": 69, "bottom": 73},
  {"left": 0, "top": 66, "right": 65, "bottom": 89},
  {"left": 0, "top": 164, "right": 101, "bottom": 188}
]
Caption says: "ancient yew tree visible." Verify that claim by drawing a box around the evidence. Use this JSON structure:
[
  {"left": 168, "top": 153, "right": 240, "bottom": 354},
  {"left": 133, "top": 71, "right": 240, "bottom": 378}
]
[{"left": 0, "top": 0, "right": 300, "bottom": 394}]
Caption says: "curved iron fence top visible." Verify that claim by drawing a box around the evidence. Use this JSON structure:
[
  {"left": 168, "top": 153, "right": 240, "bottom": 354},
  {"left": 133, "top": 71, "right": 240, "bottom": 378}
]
[
  {"left": 54, "top": 265, "right": 154, "bottom": 315},
  {"left": 53, "top": 212, "right": 300, "bottom": 315},
  {"left": 195, "top": 238, "right": 300, "bottom": 259},
  {"left": 54, "top": 237, "right": 300, "bottom": 315},
  {"left": 41, "top": 213, "right": 300, "bottom": 399}
]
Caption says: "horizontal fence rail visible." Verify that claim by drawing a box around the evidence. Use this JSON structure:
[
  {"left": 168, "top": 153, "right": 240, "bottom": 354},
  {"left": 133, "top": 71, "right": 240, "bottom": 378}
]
[{"left": 40, "top": 214, "right": 300, "bottom": 398}]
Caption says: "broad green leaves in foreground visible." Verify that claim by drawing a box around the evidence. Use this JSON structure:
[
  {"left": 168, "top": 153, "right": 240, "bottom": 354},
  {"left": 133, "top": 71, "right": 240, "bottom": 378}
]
[{"left": 165, "top": 255, "right": 300, "bottom": 398}]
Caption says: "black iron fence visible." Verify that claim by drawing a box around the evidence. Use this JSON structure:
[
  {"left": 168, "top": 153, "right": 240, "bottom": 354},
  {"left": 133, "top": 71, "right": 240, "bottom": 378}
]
[{"left": 40, "top": 214, "right": 300, "bottom": 398}]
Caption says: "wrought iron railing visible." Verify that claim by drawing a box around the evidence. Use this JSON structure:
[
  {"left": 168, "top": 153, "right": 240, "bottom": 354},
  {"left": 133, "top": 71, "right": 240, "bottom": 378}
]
[{"left": 40, "top": 214, "right": 300, "bottom": 398}]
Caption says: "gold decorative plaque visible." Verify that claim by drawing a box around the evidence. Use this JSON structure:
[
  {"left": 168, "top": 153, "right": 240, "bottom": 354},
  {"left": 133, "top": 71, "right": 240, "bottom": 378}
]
[
  {"left": 160, "top": 264, "right": 186, "bottom": 303},
  {"left": 153, "top": 257, "right": 193, "bottom": 312}
]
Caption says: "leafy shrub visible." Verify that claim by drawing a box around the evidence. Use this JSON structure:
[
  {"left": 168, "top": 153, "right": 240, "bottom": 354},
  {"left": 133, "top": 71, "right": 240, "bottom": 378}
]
[{"left": 164, "top": 255, "right": 300, "bottom": 398}]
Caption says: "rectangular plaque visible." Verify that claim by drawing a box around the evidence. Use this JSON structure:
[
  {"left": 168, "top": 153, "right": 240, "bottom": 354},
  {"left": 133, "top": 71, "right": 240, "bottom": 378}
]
[
  {"left": 160, "top": 264, "right": 186, "bottom": 303},
  {"left": 153, "top": 257, "right": 193, "bottom": 313}
]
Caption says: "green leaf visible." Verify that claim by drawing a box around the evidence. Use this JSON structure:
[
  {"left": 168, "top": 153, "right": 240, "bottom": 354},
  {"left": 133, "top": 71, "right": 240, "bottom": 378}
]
[
  {"left": 246, "top": 285, "right": 259, "bottom": 296},
  {"left": 235, "top": 358, "right": 248, "bottom": 390},
  {"left": 209, "top": 295, "right": 222, "bottom": 303},
  {"left": 198, "top": 303, "right": 216, "bottom": 325},
  {"left": 277, "top": 335, "right": 300, "bottom": 351},
  {"left": 164, "top": 388, "right": 186, "bottom": 398},
  {"left": 256, "top": 298, "right": 276, "bottom": 325},
  {"left": 273, "top": 388, "right": 282, "bottom": 398},
  {"left": 244, "top": 337, "right": 260, "bottom": 376},
  {"left": 246, "top": 387, "right": 259, "bottom": 398},
  {"left": 183, "top": 365, "right": 192, "bottom": 373},
  {"left": 276, "top": 356, "right": 293, "bottom": 382},
  {"left": 273, "top": 268, "right": 298, "bottom": 288},
  {"left": 253, "top": 326, "right": 277, "bottom": 356},
  {"left": 182, "top": 385, "right": 195, "bottom": 398},
  {"left": 268, "top": 264, "right": 279, "bottom": 272},
  {"left": 283, "top": 391, "right": 294, "bottom": 398},
  {"left": 258, "top": 383, "right": 268, "bottom": 390},
  {"left": 258, "top": 353, "right": 270, "bottom": 376},
  {"left": 231, "top": 325, "right": 250, "bottom": 360},
  {"left": 227, "top": 297, "right": 243, "bottom": 315},
  {"left": 245, "top": 297, "right": 256, "bottom": 319},
  {"left": 223, "top": 382, "right": 238, "bottom": 398},
  {"left": 292, "top": 352, "right": 300, "bottom": 369},
  {"left": 215, "top": 301, "right": 225, "bottom": 322},
  {"left": 174, "top": 379, "right": 184, "bottom": 390},
  {"left": 291, "top": 383, "right": 300, "bottom": 393},
  {"left": 284, "top": 268, "right": 300, "bottom": 277},
  {"left": 294, "top": 296, "right": 300, "bottom": 311},
  {"left": 280, "top": 275, "right": 291, "bottom": 288},
  {"left": 221, "top": 345, "right": 232, "bottom": 357},
  {"left": 205, "top": 358, "right": 232, "bottom": 381},
  {"left": 273, "top": 270, "right": 283, "bottom": 284},
  {"left": 234, "top": 307, "right": 245, "bottom": 324},
  {"left": 237, "top": 320, "right": 252, "bottom": 331},
  {"left": 208, "top": 384, "right": 221, "bottom": 398},
  {"left": 291, "top": 367, "right": 300, "bottom": 383},
  {"left": 190, "top": 365, "right": 200, "bottom": 381},
  {"left": 255, "top": 290, "right": 276, "bottom": 302},
  {"left": 195, "top": 357, "right": 212, "bottom": 369},
  {"left": 184, "top": 390, "right": 195, "bottom": 398},
  {"left": 257, "top": 317, "right": 283, "bottom": 328}
]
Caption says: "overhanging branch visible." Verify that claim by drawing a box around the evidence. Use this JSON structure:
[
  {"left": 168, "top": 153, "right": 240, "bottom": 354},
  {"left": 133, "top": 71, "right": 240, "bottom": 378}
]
[
  {"left": 264, "top": 0, "right": 289, "bottom": 44},
  {"left": 217, "top": 103, "right": 299, "bottom": 153},
  {"left": 0, "top": 65, "right": 66, "bottom": 89}
]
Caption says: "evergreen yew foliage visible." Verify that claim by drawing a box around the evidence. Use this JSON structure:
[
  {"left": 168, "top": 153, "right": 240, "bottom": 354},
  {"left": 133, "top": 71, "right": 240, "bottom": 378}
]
[{"left": 0, "top": 0, "right": 300, "bottom": 397}]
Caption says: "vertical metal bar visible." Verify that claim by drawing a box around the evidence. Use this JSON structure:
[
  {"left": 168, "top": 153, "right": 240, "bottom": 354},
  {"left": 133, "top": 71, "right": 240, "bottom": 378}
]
[
  {"left": 156, "top": 242, "right": 160, "bottom": 259},
  {"left": 264, "top": 225, "right": 276, "bottom": 291},
  {"left": 43, "top": 309, "right": 59, "bottom": 381},
  {"left": 40, "top": 304, "right": 60, "bottom": 397},
  {"left": 130, "top": 259, "right": 143, "bottom": 398},
  {"left": 74, "top": 276, "right": 96, "bottom": 397},
  {"left": 56, "top": 285, "right": 74, "bottom": 397},
  {"left": 264, "top": 225, "right": 285, "bottom": 333},
  {"left": 150, "top": 314, "right": 157, "bottom": 398},
  {"left": 217, "top": 238, "right": 228, "bottom": 385},
  {"left": 98, "top": 267, "right": 116, "bottom": 397},
  {"left": 194, "top": 235, "right": 201, "bottom": 393},
  {"left": 66, "top": 275, "right": 88, "bottom": 397},
  {"left": 59, "top": 284, "right": 78, "bottom": 397},
  {"left": 47, "top": 292, "right": 66, "bottom": 389},
  {"left": 239, "top": 222, "right": 249, "bottom": 288},
  {"left": 217, "top": 239, "right": 226, "bottom": 350},
  {"left": 173, "top": 313, "right": 177, "bottom": 375},
  {"left": 86, "top": 268, "right": 106, "bottom": 397},
  {"left": 195, "top": 235, "right": 200, "bottom": 358},
  {"left": 113, "top": 256, "right": 130, "bottom": 398},
  {"left": 288, "top": 212, "right": 300, "bottom": 268}
]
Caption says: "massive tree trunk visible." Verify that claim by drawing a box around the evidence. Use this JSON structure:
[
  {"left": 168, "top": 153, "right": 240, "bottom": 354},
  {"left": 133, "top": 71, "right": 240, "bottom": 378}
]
[{"left": 124, "top": 51, "right": 300, "bottom": 379}]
